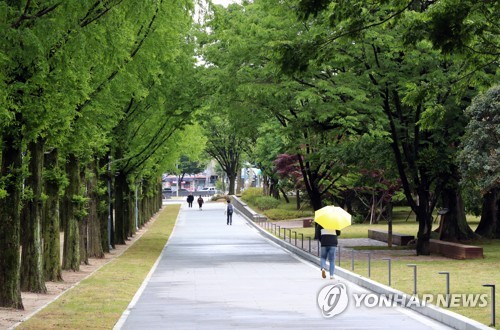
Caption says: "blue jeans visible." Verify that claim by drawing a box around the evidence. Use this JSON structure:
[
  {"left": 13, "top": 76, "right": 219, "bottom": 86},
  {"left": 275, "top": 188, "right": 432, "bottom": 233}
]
[{"left": 320, "top": 246, "right": 337, "bottom": 276}]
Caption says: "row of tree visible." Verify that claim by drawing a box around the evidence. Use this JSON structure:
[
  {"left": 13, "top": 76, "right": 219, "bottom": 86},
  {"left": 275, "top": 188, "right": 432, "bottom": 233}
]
[
  {"left": 0, "top": 0, "right": 201, "bottom": 309},
  {"left": 195, "top": 0, "right": 499, "bottom": 255},
  {"left": 1, "top": 0, "right": 498, "bottom": 312}
]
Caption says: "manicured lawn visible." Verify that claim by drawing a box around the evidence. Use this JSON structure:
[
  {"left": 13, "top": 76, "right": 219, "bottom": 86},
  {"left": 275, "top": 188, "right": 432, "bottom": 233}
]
[
  {"left": 279, "top": 205, "right": 481, "bottom": 239},
  {"left": 353, "top": 242, "right": 500, "bottom": 328}
]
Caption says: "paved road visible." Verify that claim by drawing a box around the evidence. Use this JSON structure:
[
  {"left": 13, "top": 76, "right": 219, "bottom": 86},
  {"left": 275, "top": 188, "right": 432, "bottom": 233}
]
[{"left": 116, "top": 201, "right": 452, "bottom": 329}]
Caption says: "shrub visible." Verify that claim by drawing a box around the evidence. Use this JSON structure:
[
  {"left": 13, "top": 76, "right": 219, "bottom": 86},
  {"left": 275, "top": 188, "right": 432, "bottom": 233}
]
[
  {"left": 264, "top": 209, "right": 314, "bottom": 220},
  {"left": 352, "top": 214, "right": 365, "bottom": 224},
  {"left": 254, "top": 196, "right": 280, "bottom": 210},
  {"left": 241, "top": 187, "right": 263, "bottom": 204}
]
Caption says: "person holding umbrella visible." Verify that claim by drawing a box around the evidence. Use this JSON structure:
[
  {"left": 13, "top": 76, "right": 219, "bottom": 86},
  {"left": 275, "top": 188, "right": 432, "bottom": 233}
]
[
  {"left": 314, "top": 205, "right": 352, "bottom": 280},
  {"left": 317, "top": 225, "right": 341, "bottom": 279}
]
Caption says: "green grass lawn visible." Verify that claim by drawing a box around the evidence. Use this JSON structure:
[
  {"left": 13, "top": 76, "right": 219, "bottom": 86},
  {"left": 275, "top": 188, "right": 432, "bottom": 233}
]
[
  {"left": 351, "top": 242, "right": 500, "bottom": 328},
  {"left": 18, "top": 205, "right": 179, "bottom": 330}
]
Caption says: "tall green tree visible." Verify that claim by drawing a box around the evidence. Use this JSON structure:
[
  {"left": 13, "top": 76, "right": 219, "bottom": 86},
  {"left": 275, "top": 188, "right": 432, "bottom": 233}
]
[
  {"left": 202, "top": 116, "right": 247, "bottom": 195},
  {"left": 286, "top": 0, "right": 498, "bottom": 253},
  {"left": 197, "top": 4, "right": 273, "bottom": 195},
  {"left": 458, "top": 86, "right": 500, "bottom": 238},
  {"left": 199, "top": 1, "right": 387, "bottom": 210},
  {"left": 1, "top": 0, "right": 197, "bottom": 308}
]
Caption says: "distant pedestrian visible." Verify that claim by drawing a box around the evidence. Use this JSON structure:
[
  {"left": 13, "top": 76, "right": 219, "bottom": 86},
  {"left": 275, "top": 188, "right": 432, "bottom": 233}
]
[
  {"left": 316, "top": 224, "right": 341, "bottom": 280},
  {"left": 197, "top": 196, "right": 204, "bottom": 210},
  {"left": 225, "top": 199, "right": 234, "bottom": 225},
  {"left": 187, "top": 194, "right": 194, "bottom": 208}
]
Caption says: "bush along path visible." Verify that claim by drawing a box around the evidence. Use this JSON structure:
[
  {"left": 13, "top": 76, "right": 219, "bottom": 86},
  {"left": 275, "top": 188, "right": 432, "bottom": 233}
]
[{"left": 14, "top": 204, "right": 180, "bottom": 330}]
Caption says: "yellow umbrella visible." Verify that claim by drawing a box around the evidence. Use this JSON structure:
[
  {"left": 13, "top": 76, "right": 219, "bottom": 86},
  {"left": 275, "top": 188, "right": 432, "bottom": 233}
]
[{"left": 314, "top": 205, "right": 352, "bottom": 230}]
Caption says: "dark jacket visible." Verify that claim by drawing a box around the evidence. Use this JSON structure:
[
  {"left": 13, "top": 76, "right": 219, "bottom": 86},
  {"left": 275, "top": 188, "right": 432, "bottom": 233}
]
[{"left": 317, "top": 225, "right": 341, "bottom": 247}]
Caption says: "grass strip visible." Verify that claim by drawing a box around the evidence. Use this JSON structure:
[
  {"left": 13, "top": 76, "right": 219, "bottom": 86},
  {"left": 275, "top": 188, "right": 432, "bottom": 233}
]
[{"left": 18, "top": 204, "right": 180, "bottom": 330}]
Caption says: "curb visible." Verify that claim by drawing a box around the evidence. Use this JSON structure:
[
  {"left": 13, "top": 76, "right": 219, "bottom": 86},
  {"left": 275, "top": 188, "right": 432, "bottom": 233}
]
[{"left": 232, "top": 196, "right": 491, "bottom": 330}]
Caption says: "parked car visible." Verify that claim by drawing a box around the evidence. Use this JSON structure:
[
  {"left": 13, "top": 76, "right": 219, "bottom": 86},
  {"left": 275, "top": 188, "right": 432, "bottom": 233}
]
[{"left": 198, "top": 187, "right": 217, "bottom": 196}]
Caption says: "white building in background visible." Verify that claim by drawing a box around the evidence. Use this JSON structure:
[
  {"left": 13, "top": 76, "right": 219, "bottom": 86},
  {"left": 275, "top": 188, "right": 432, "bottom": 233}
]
[
  {"left": 162, "top": 160, "right": 262, "bottom": 193},
  {"left": 162, "top": 160, "right": 219, "bottom": 192}
]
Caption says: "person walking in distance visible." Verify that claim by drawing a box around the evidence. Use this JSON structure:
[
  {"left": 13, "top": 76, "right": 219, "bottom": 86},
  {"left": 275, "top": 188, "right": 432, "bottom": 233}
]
[
  {"left": 187, "top": 194, "right": 194, "bottom": 208},
  {"left": 197, "top": 196, "right": 204, "bottom": 211},
  {"left": 225, "top": 199, "right": 234, "bottom": 225},
  {"left": 317, "top": 224, "right": 341, "bottom": 279}
]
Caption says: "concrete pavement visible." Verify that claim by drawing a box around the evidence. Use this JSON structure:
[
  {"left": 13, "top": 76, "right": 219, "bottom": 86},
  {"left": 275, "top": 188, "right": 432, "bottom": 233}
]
[{"left": 115, "top": 200, "right": 453, "bottom": 329}]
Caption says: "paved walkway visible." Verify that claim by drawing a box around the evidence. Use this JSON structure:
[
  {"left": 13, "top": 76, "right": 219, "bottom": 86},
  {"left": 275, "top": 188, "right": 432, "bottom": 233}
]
[{"left": 115, "top": 201, "right": 452, "bottom": 329}]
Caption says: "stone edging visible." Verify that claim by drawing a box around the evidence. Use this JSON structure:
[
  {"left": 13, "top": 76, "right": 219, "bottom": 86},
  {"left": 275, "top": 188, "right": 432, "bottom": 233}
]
[{"left": 231, "top": 196, "right": 491, "bottom": 330}]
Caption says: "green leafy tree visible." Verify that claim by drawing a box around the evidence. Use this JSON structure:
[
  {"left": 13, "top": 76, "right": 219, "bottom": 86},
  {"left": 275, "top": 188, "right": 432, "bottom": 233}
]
[
  {"left": 196, "top": 3, "right": 275, "bottom": 195},
  {"left": 198, "top": 1, "right": 382, "bottom": 210},
  {"left": 1, "top": 0, "right": 197, "bottom": 308},
  {"left": 285, "top": 0, "right": 498, "bottom": 254},
  {"left": 458, "top": 86, "right": 500, "bottom": 238},
  {"left": 201, "top": 115, "right": 247, "bottom": 195}
]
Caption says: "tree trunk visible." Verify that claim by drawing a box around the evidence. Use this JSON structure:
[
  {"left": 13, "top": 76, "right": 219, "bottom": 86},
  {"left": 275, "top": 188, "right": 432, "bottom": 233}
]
[
  {"left": 263, "top": 175, "right": 270, "bottom": 195},
  {"left": 98, "top": 155, "right": 111, "bottom": 253},
  {"left": 387, "top": 217, "right": 393, "bottom": 248},
  {"left": 79, "top": 214, "right": 89, "bottom": 264},
  {"left": 62, "top": 154, "right": 80, "bottom": 271},
  {"left": 268, "top": 178, "right": 275, "bottom": 197},
  {"left": 157, "top": 182, "right": 162, "bottom": 212},
  {"left": 296, "top": 189, "right": 301, "bottom": 210},
  {"left": 79, "top": 167, "right": 89, "bottom": 265},
  {"left": 369, "top": 192, "right": 376, "bottom": 224},
  {"left": 20, "top": 139, "right": 47, "bottom": 293},
  {"left": 114, "top": 172, "right": 128, "bottom": 244},
  {"left": 280, "top": 188, "right": 290, "bottom": 203},
  {"left": 296, "top": 154, "right": 323, "bottom": 211},
  {"left": 43, "top": 148, "right": 63, "bottom": 282},
  {"left": 439, "top": 187, "right": 475, "bottom": 241},
  {"left": 128, "top": 188, "right": 136, "bottom": 237},
  {"left": 228, "top": 173, "right": 237, "bottom": 195},
  {"left": 86, "top": 160, "right": 104, "bottom": 258},
  {"left": 272, "top": 186, "right": 280, "bottom": 199},
  {"left": 140, "top": 185, "right": 147, "bottom": 228},
  {"left": 475, "top": 188, "right": 500, "bottom": 238},
  {"left": 415, "top": 188, "right": 433, "bottom": 256},
  {"left": 0, "top": 131, "right": 24, "bottom": 309}
]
